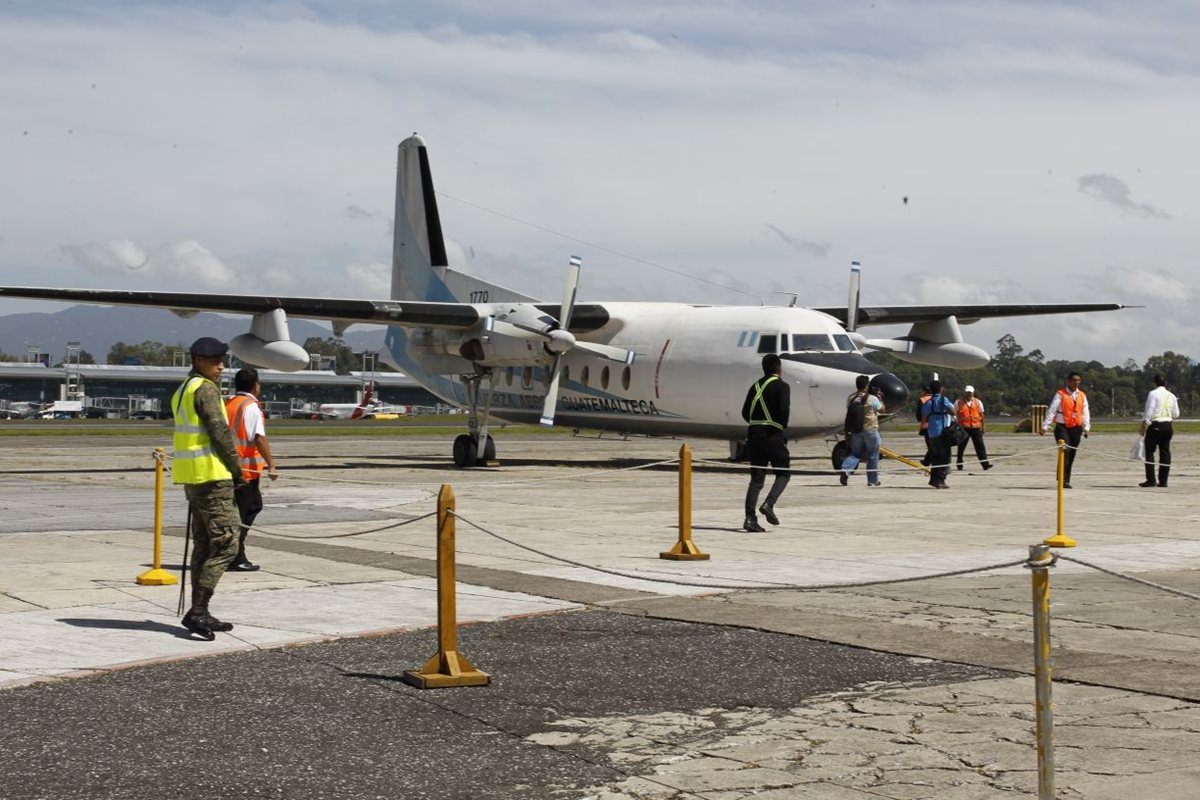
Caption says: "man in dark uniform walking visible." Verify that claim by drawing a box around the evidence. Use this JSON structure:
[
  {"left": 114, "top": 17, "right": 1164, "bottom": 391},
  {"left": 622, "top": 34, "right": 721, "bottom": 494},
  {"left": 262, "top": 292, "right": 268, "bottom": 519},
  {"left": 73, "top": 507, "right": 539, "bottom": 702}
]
[
  {"left": 741, "top": 354, "right": 791, "bottom": 532},
  {"left": 172, "top": 337, "right": 247, "bottom": 640}
]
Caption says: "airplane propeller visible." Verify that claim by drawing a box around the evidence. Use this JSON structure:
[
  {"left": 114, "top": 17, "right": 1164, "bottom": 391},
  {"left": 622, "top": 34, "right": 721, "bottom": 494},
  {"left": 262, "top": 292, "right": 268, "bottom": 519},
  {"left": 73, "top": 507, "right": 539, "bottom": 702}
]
[
  {"left": 540, "top": 256, "right": 582, "bottom": 426},
  {"left": 476, "top": 256, "right": 633, "bottom": 427}
]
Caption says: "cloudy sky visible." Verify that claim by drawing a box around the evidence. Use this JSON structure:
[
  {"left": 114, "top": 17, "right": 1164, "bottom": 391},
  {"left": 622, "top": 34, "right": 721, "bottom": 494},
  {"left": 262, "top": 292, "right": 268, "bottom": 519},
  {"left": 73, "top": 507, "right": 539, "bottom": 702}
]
[{"left": 1, "top": 1, "right": 1197, "bottom": 366}]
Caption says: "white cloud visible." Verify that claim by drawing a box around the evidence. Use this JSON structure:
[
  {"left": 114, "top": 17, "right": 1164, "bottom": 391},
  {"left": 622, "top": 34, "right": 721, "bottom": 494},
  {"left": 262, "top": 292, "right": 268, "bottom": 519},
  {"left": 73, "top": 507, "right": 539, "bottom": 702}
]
[
  {"left": 59, "top": 240, "right": 149, "bottom": 274},
  {"left": 61, "top": 239, "right": 233, "bottom": 287},
  {"left": 2, "top": 2, "right": 1200, "bottom": 365}
]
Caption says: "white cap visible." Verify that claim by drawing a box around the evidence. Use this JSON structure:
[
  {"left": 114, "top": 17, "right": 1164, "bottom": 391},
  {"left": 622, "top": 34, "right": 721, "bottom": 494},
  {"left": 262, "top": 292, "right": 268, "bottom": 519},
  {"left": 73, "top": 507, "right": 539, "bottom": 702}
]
[{"left": 964, "top": 385, "right": 975, "bottom": 393}]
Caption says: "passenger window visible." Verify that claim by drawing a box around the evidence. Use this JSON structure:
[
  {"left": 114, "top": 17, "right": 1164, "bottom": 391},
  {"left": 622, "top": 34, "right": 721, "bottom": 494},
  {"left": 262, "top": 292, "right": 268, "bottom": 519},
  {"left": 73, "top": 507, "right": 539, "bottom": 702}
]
[
  {"left": 792, "top": 334, "right": 832, "bottom": 351},
  {"left": 505, "top": 367, "right": 513, "bottom": 387},
  {"left": 562, "top": 365, "right": 570, "bottom": 385},
  {"left": 581, "top": 366, "right": 590, "bottom": 387},
  {"left": 601, "top": 366, "right": 610, "bottom": 390},
  {"left": 621, "top": 366, "right": 631, "bottom": 390},
  {"left": 522, "top": 367, "right": 533, "bottom": 389},
  {"left": 756, "top": 334, "right": 777, "bottom": 354}
]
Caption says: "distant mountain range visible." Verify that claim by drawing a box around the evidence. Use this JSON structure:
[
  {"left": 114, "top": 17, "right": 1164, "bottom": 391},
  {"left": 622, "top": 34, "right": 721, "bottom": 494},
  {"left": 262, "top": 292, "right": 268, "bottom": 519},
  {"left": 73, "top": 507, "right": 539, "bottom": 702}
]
[{"left": 0, "top": 305, "right": 386, "bottom": 363}]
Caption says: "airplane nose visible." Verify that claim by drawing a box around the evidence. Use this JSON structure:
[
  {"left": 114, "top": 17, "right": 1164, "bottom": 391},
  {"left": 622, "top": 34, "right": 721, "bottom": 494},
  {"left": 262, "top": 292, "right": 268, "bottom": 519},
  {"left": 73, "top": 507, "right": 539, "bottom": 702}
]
[{"left": 870, "top": 372, "right": 909, "bottom": 412}]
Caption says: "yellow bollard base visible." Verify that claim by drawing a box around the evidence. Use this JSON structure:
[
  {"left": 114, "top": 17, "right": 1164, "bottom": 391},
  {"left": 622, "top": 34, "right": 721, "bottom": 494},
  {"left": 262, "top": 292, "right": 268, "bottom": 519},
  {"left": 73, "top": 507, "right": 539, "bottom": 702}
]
[
  {"left": 1043, "top": 533, "right": 1077, "bottom": 548},
  {"left": 660, "top": 541, "right": 710, "bottom": 561},
  {"left": 402, "top": 650, "right": 490, "bottom": 689},
  {"left": 136, "top": 568, "right": 179, "bottom": 586},
  {"left": 402, "top": 669, "right": 491, "bottom": 689}
]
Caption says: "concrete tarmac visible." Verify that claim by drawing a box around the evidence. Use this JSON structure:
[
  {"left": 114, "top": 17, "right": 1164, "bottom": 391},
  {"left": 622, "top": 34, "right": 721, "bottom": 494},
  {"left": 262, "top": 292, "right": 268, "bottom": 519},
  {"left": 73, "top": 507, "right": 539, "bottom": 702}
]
[{"left": 1, "top": 428, "right": 1198, "bottom": 799}]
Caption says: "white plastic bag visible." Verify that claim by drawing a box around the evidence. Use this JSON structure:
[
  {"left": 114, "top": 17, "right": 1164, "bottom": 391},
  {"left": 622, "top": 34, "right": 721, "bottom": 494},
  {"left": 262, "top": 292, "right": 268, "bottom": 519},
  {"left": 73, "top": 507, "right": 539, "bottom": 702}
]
[{"left": 1130, "top": 435, "right": 1145, "bottom": 463}]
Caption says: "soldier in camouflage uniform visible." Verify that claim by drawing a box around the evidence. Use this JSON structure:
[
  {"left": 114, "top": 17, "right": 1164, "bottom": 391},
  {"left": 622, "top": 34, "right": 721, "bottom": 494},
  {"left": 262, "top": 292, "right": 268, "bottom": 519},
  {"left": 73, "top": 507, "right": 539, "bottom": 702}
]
[{"left": 172, "top": 337, "right": 247, "bottom": 640}]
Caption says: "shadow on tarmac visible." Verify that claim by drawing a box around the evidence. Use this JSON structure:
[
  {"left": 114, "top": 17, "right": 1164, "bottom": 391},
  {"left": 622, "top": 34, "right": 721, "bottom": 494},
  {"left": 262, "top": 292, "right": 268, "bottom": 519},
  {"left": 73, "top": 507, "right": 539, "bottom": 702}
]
[{"left": 58, "top": 618, "right": 192, "bottom": 639}]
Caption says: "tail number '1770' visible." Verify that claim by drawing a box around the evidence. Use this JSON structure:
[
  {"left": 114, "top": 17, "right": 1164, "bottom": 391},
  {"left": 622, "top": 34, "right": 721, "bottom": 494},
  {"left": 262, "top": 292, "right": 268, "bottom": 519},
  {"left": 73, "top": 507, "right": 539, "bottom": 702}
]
[{"left": 469, "top": 290, "right": 489, "bottom": 303}]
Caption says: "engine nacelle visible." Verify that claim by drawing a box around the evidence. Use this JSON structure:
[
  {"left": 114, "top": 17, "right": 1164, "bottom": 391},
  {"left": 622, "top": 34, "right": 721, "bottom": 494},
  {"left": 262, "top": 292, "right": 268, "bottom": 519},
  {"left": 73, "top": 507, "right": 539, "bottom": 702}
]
[
  {"left": 865, "top": 338, "right": 989, "bottom": 370},
  {"left": 458, "top": 333, "right": 553, "bottom": 367},
  {"left": 229, "top": 333, "right": 310, "bottom": 372}
]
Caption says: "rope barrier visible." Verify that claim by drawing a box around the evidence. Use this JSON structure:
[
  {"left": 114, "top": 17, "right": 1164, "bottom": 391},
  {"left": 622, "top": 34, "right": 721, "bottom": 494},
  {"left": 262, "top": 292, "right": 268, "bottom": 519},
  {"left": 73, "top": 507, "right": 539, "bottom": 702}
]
[
  {"left": 449, "top": 509, "right": 1027, "bottom": 592},
  {"left": 243, "top": 511, "right": 437, "bottom": 540},
  {"left": 1056, "top": 554, "right": 1200, "bottom": 603}
]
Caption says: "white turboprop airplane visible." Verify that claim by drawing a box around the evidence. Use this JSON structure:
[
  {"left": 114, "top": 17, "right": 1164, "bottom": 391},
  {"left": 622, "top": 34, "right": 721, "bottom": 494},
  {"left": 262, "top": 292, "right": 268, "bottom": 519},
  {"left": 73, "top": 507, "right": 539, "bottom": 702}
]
[
  {"left": 316, "top": 381, "right": 377, "bottom": 420},
  {"left": 315, "top": 382, "right": 408, "bottom": 420},
  {"left": 0, "top": 134, "right": 1122, "bottom": 466}
]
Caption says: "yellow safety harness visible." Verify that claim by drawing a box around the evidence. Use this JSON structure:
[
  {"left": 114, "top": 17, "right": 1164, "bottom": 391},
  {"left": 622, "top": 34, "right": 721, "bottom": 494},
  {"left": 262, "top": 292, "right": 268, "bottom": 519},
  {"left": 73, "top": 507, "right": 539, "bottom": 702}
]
[{"left": 748, "top": 376, "right": 783, "bottom": 430}]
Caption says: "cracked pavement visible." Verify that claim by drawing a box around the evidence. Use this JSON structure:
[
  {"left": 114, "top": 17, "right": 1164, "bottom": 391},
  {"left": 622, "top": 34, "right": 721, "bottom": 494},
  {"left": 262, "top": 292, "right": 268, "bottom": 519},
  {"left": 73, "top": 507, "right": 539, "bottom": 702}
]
[{"left": 2, "top": 430, "right": 1199, "bottom": 798}]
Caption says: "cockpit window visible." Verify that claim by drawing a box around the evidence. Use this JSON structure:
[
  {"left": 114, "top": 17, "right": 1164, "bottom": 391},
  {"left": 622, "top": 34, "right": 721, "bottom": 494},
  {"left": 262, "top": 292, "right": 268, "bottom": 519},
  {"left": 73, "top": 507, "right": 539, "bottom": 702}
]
[
  {"left": 832, "top": 334, "right": 856, "bottom": 352},
  {"left": 756, "top": 334, "right": 778, "bottom": 354},
  {"left": 791, "top": 333, "right": 833, "bottom": 352}
]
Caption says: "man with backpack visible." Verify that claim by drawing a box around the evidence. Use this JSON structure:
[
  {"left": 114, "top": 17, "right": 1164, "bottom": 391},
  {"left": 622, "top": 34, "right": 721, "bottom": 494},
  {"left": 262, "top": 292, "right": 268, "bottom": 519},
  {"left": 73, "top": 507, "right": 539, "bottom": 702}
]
[
  {"left": 922, "top": 380, "right": 956, "bottom": 489},
  {"left": 839, "top": 375, "right": 884, "bottom": 486}
]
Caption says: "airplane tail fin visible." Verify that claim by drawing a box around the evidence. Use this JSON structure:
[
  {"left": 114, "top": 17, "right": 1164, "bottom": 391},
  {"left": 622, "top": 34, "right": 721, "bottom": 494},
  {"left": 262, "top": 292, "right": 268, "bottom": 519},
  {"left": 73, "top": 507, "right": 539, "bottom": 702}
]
[
  {"left": 350, "top": 381, "right": 374, "bottom": 420},
  {"left": 393, "top": 134, "right": 537, "bottom": 304}
]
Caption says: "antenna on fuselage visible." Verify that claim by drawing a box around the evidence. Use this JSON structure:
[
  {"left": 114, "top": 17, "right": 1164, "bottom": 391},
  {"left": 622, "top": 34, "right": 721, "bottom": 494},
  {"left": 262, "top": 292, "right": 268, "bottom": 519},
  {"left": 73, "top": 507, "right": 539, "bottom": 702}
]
[{"left": 772, "top": 291, "right": 800, "bottom": 308}]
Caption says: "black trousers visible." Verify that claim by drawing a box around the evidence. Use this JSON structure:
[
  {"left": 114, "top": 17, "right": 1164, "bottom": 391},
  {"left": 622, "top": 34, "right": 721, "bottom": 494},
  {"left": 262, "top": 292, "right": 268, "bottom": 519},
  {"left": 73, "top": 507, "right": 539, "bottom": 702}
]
[
  {"left": 233, "top": 478, "right": 264, "bottom": 558},
  {"left": 1145, "top": 421, "right": 1173, "bottom": 486},
  {"left": 928, "top": 431, "right": 952, "bottom": 485},
  {"left": 744, "top": 432, "right": 790, "bottom": 518},
  {"left": 1053, "top": 424, "right": 1084, "bottom": 485},
  {"left": 955, "top": 427, "right": 989, "bottom": 468}
]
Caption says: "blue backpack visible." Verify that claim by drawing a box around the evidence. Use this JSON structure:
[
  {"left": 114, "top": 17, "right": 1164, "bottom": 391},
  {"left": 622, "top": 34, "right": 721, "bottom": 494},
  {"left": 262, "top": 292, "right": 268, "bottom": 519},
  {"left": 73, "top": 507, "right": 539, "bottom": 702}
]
[{"left": 923, "top": 395, "right": 954, "bottom": 438}]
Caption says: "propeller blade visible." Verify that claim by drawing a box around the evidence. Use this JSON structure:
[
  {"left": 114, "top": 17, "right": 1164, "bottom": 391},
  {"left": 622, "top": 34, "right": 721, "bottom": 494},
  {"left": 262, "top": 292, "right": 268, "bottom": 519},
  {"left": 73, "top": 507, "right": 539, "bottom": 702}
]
[
  {"left": 560, "top": 255, "right": 581, "bottom": 331},
  {"left": 574, "top": 341, "right": 636, "bottom": 364},
  {"left": 540, "top": 355, "right": 564, "bottom": 426},
  {"left": 847, "top": 260, "right": 862, "bottom": 333}
]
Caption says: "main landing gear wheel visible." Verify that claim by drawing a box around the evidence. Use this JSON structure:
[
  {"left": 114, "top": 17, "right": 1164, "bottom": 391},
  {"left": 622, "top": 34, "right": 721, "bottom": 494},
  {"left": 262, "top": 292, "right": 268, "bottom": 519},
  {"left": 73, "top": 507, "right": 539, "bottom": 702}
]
[
  {"left": 452, "top": 434, "right": 496, "bottom": 468},
  {"left": 831, "top": 439, "right": 850, "bottom": 471}
]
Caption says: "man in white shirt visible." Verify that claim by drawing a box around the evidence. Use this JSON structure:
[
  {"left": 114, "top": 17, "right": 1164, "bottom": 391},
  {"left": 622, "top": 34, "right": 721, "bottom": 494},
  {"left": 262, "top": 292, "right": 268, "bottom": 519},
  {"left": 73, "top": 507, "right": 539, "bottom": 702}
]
[
  {"left": 1140, "top": 373, "right": 1179, "bottom": 488},
  {"left": 225, "top": 369, "right": 279, "bottom": 571},
  {"left": 1041, "top": 371, "right": 1090, "bottom": 488}
]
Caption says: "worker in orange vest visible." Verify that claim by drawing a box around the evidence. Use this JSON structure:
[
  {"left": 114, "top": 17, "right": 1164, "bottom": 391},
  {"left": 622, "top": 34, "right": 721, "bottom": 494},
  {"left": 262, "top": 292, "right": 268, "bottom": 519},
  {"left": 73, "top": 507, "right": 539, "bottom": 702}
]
[
  {"left": 1041, "top": 371, "right": 1090, "bottom": 488},
  {"left": 954, "top": 385, "right": 992, "bottom": 471},
  {"left": 225, "top": 368, "right": 279, "bottom": 570}
]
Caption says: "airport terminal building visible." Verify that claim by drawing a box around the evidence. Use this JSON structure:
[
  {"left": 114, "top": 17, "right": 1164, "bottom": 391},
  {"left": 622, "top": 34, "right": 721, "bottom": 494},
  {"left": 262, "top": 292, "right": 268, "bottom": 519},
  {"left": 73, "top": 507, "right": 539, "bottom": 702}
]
[{"left": 0, "top": 362, "right": 440, "bottom": 418}]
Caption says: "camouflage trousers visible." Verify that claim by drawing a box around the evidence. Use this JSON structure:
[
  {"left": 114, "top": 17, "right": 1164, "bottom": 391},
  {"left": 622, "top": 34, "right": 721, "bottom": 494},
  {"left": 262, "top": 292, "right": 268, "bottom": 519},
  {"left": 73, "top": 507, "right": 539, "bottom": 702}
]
[{"left": 184, "top": 480, "right": 241, "bottom": 593}]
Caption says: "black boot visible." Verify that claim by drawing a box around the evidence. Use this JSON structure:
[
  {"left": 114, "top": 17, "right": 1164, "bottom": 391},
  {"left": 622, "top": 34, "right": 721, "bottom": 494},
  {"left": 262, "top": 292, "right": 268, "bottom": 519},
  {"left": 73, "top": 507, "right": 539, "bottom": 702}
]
[
  {"left": 229, "top": 530, "right": 260, "bottom": 572},
  {"left": 183, "top": 587, "right": 233, "bottom": 638}
]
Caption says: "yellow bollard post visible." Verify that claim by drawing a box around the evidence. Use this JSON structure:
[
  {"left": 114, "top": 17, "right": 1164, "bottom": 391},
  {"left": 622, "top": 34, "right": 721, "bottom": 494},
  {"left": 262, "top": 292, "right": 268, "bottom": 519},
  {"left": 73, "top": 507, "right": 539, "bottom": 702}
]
[
  {"left": 1043, "top": 441, "right": 1077, "bottom": 548},
  {"left": 137, "top": 448, "right": 178, "bottom": 586},
  {"left": 661, "top": 443, "right": 709, "bottom": 561},
  {"left": 1031, "top": 404, "right": 1047, "bottom": 434},
  {"left": 1028, "top": 544, "right": 1057, "bottom": 800},
  {"left": 403, "top": 484, "right": 490, "bottom": 689}
]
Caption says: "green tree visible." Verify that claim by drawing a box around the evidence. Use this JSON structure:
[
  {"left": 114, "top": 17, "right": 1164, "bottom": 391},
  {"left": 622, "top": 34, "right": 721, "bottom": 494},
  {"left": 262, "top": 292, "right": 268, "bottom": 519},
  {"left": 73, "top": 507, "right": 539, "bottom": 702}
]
[
  {"left": 107, "top": 340, "right": 184, "bottom": 366},
  {"left": 301, "top": 337, "right": 358, "bottom": 374}
]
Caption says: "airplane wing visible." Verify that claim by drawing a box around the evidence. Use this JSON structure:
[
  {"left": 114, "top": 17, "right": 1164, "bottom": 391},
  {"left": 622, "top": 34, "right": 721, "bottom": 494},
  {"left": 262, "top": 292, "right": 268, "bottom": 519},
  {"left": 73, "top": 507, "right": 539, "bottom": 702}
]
[
  {"left": 0, "top": 287, "right": 611, "bottom": 331},
  {"left": 811, "top": 302, "right": 1126, "bottom": 327}
]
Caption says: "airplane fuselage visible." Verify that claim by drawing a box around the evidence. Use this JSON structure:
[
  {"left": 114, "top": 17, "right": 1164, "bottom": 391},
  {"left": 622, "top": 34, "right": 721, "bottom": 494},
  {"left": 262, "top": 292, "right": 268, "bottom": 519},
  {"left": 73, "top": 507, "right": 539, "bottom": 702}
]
[{"left": 383, "top": 303, "right": 907, "bottom": 439}]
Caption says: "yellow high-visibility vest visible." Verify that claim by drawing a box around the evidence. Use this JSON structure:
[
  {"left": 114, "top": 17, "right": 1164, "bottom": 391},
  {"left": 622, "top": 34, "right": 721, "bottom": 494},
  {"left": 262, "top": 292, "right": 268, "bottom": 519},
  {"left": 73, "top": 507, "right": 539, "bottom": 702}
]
[{"left": 171, "top": 376, "right": 232, "bottom": 485}]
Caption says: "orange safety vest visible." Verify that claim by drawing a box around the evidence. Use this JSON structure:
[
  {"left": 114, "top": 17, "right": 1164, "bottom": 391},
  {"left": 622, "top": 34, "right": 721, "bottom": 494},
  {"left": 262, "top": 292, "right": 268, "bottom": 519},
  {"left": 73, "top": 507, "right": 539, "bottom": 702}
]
[
  {"left": 1057, "top": 388, "right": 1086, "bottom": 428},
  {"left": 225, "top": 394, "right": 264, "bottom": 480},
  {"left": 917, "top": 393, "right": 932, "bottom": 431},
  {"left": 957, "top": 397, "right": 983, "bottom": 428}
]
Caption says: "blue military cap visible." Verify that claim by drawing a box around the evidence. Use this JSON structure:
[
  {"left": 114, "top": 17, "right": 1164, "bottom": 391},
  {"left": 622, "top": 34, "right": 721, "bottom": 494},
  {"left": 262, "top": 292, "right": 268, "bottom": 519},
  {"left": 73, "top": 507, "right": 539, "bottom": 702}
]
[{"left": 189, "top": 337, "right": 229, "bottom": 358}]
